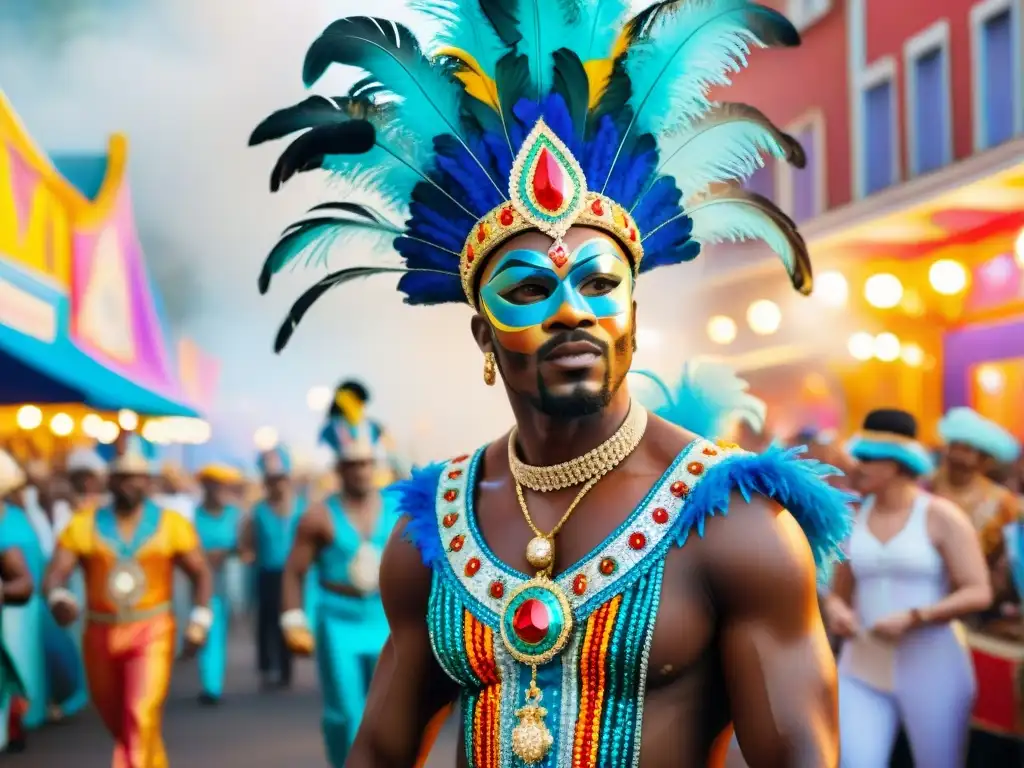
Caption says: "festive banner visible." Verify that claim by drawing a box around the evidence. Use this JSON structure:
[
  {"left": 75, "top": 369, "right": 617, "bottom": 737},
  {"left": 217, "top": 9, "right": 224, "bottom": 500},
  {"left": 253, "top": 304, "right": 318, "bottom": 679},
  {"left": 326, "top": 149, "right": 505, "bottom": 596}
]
[{"left": 177, "top": 337, "right": 220, "bottom": 412}]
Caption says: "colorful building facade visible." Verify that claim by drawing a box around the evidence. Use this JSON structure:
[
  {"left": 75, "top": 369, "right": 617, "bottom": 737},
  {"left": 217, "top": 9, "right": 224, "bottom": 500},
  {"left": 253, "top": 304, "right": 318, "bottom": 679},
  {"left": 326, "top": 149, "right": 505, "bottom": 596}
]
[{"left": 683, "top": 0, "right": 1024, "bottom": 443}]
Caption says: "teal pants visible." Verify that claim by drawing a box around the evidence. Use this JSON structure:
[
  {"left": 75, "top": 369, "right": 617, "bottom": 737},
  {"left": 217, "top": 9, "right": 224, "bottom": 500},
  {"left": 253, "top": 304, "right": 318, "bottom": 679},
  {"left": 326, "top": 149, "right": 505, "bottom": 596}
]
[
  {"left": 197, "top": 596, "right": 229, "bottom": 698},
  {"left": 315, "top": 594, "right": 389, "bottom": 767}
]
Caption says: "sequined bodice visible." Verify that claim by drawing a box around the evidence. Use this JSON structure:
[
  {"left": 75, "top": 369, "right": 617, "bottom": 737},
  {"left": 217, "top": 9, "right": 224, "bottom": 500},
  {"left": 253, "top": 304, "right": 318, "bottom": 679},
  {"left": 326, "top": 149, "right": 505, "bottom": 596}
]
[{"left": 425, "top": 438, "right": 734, "bottom": 768}]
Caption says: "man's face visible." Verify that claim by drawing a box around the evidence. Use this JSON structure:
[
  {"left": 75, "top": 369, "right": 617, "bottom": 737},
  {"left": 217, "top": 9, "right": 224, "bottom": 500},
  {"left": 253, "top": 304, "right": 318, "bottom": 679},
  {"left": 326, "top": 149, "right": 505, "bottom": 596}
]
[
  {"left": 202, "top": 479, "right": 232, "bottom": 507},
  {"left": 339, "top": 459, "right": 376, "bottom": 497},
  {"left": 945, "top": 441, "right": 984, "bottom": 478},
  {"left": 851, "top": 459, "right": 902, "bottom": 497},
  {"left": 264, "top": 474, "right": 290, "bottom": 498},
  {"left": 476, "top": 227, "right": 636, "bottom": 418},
  {"left": 110, "top": 473, "right": 149, "bottom": 508}
]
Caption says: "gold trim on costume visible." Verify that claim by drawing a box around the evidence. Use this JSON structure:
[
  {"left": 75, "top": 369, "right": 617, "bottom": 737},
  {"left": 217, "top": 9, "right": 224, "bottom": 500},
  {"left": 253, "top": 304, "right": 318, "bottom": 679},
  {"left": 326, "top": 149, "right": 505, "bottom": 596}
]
[{"left": 86, "top": 602, "right": 171, "bottom": 625}]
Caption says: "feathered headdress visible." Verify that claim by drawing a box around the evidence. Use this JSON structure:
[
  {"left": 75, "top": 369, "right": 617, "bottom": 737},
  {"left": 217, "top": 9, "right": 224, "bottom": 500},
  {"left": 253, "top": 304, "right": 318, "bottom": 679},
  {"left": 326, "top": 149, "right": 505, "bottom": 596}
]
[
  {"left": 319, "top": 380, "right": 386, "bottom": 462},
  {"left": 632, "top": 360, "right": 766, "bottom": 439},
  {"left": 252, "top": 1, "right": 812, "bottom": 351}
]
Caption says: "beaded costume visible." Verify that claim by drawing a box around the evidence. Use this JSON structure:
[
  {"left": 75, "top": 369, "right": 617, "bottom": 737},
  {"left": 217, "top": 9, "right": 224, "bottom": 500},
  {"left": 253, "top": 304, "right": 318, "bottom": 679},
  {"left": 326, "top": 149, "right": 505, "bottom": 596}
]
[{"left": 252, "top": 1, "right": 852, "bottom": 765}]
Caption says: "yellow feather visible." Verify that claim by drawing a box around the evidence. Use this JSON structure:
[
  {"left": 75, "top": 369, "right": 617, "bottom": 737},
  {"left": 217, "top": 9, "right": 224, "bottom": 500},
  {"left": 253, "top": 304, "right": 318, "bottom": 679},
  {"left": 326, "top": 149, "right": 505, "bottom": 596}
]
[
  {"left": 435, "top": 46, "right": 500, "bottom": 110},
  {"left": 335, "top": 390, "right": 365, "bottom": 426},
  {"left": 584, "top": 59, "right": 613, "bottom": 110}
]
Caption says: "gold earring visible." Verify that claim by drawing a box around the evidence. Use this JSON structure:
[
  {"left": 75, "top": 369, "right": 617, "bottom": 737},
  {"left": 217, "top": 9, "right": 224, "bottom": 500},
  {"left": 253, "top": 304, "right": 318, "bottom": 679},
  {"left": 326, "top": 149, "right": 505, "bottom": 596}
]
[{"left": 483, "top": 352, "right": 497, "bottom": 386}]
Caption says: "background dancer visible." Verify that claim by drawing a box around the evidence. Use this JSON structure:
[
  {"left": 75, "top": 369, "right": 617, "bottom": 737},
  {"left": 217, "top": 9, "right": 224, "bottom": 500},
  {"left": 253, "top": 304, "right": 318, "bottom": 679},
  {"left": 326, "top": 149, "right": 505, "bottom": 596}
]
[
  {"left": 43, "top": 442, "right": 213, "bottom": 768},
  {"left": 280, "top": 397, "right": 399, "bottom": 767},
  {"left": 193, "top": 463, "right": 245, "bottom": 706},
  {"left": 241, "top": 445, "right": 301, "bottom": 690},
  {"left": 827, "top": 409, "right": 992, "bottom": 767}
]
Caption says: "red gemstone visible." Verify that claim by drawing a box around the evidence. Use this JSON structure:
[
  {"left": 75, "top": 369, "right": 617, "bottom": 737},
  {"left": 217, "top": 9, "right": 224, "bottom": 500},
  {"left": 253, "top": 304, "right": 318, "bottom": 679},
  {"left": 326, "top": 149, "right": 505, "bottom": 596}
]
[
  {"left": 591, "top": 199, "right": 604, "bottom": 216},
  {"left": 630, "top": 228, "right": 638, "bottom": 242},
  {"left": 532, "top": 147, "right": 569, "bottom": 212},
  {"left": 652, "top": 507, "right": 669, "bottom": 525},
  {"left": 599, "top": 557, "right": 617, "bottom": 576},
  {"left": 548, "top": 244, "right": 568, "bottom": 268},
  {"left": 513, "top": 598, "right": 551, "bottom": 645},
  {"left": 444, "top": 489, "right": 459, "bottom": 502},
  {"left": 687, "top": 462, "right": 705, "bottom": 476},
  {"left": 703, "top": 447, "right": 718, "bottom": 457},
  {"left": 467, "top": 245, "right": 475, "bottom": 263},
  {"left": 448, "top": 470, "right": 463, "bottom": 480},
  {"left": 442, "top": 513, "right": 459, "bottom": 528},
  {"left": 449, "top": 535, "right": 465, "bottom": 552},
  {"left": 499, "top": 207, "right": 514, "bottom": 226},
  {"left": 465, "top": 558, "right": 481, "bottom": 577},
  {"left": 573, "top": 574, "right": 588, "bottom": 595},
  {"left": 670, "top": 481, "right": 689, "bottom": 498},
  {"left": 477, "top": 224, "right": 488, "bottom": 243},
  {"left": 489, "top": 581, "right": 505, "bottom": 599},
  {"left": 629, "top": 532, "right": 647, "bottom": 550}
]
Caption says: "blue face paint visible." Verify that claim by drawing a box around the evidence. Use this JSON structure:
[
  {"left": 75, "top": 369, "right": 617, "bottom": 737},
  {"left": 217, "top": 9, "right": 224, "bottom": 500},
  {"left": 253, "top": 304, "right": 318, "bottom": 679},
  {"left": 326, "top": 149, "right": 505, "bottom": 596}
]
[{"left": 480, "top": 239, "right": 633, "bottom": 332}]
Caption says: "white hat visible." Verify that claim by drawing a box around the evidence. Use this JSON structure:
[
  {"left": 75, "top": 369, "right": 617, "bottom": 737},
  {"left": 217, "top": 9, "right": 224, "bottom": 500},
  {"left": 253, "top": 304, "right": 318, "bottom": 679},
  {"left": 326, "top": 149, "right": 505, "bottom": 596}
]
[
  {"left": 109, "top": 436, "right": 152, "bottom": 476},
  {"left": 67, "top": 448, "right": 108, "bottom": 475},
  {"left": 0, "top": 450, "right": 27, "bottom": 497},
  {"left": 939, "top": 407, "right": 1021, "bottom": 464}
]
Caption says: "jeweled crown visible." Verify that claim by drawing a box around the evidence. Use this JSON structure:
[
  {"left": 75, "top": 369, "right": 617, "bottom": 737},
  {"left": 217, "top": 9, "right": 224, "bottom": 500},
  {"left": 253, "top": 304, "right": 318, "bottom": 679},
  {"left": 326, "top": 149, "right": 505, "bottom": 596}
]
[{"left": 460, "top": 120, "right": 644, "bottom": 308}]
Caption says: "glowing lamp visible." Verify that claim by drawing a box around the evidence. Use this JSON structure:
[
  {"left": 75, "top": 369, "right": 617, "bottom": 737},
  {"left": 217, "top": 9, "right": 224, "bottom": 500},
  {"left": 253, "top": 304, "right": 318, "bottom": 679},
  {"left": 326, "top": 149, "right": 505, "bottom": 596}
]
[
  {"left": 900, "top": 343, "right": 925, "bottom": 367},
  {"left": 977, "top": 365, "right": 1005, "bottom": 395},
  {"left": 254, "top": 426, "right": 279, "bottom": 451},
  {"left": 847, "top": 332, "right": 875, "bottom": 361},
  {"left": 118, "top": 409, "right": 139, "bottom": 431},
  {"left": 874, "top": 333, "right": 901, "bottom": 362},
  {"left": 49, "top": 413, "right": 74, "bottom": 437},
  {"left": 16, "top": 405, "right": 43, "bottom": 431},
  {"left": 864, "top": 274, "right": 904, "bottom": 309},
  {"left": 306, "top": 386, "right": 331, "bottom": 412},
  {"left": 746, "top": 300, "right": 782, "bottom": 336},
  {"left": 813, "top": 271, "right": 848, "bottom": 307},
  {"left": 81, "top": 413, "right": 104, "bottom": 438},
  {"left": 707, "top": 315, "right": 738, "bottom": 345},
  {"left": 929, "top": 259, "right": 967, "bottom": 296},
  {"left": 97, "top": 421, "right": 120, "bottom": 445}
]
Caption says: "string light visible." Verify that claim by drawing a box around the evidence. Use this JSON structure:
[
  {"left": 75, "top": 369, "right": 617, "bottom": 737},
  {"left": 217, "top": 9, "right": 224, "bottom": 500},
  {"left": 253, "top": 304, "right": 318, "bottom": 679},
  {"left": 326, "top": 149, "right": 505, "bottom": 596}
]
[
  {"left": 49, "top": 413, "right": 74, "bottom": 437},
  {"left": 813, "top": 271, "right": 849, "bottom": 307},
  {"left": 874, "top": 333, "right": 901, "bottom": 362},
  {"left": 118, "top": 409, "right": 139, "bottom": 431},
  {"left": 254, "top": 426, "right": 279, "bottom": 451},
  {"left": 864, "top": 274, "right": 904, "bottom": 309},
  {"left": 82, "top": 413, "right": 104, "bottom": 438},
  {"left": 977, "top": 365, "right": 1005, "bottom": 395},
  {"left": 746, "top": 300, "right": 782, "bottom": 335},
  {"left": 306, "top": 386, "right": 331, "bottom": 412},
  {"left": 96, "top": 421, "right": 120, "bottom": 445},
  {"left": 16, "top": 405, "right": 42, "bottom": 431},
  {"left": 900, "top": 343, "right": 925, "bottom": 367},
  {"left": 848, "top": 332, "right": 875, "bottom": 361},
  {"left": 928, "top": 259, "right": 968, "bottom": 296},
  {"left": 707, "top": 315, "right": 738, "bottom": 345}
]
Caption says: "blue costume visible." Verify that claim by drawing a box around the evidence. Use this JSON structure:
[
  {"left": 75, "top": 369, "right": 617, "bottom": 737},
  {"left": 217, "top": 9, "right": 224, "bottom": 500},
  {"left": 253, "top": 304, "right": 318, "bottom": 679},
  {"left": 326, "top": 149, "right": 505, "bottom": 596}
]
[
  {"left": 193, "top": 502, "right": 242, "bottom": 701},
  {"left": 252, "top": 1, "right": 851, "bottom": 763}
]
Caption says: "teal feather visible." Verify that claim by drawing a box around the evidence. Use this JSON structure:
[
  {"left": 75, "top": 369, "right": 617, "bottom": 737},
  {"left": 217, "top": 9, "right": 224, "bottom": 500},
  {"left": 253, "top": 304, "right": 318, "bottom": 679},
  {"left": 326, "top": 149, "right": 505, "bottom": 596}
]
[
  {"left": 575, "top": 0, "right": 632, "bottom": 61},
  {"left": 633, "top": 361, "right": 766, "bottom": 439},
  {"left": 503, "top": 0, "right": 584, "bottom": 96},
  {"left": 642, "top": 102, "right": 805, "bottom": 204},
  {"left": 413, "top": 0, "right": 508, "bottom": 79}
]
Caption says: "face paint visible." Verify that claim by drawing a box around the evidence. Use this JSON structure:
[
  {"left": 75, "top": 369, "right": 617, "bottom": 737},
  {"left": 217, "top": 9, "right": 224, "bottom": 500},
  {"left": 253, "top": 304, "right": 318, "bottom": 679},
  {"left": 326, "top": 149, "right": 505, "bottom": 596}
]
[{"left": 479, "top": 238, "right": 633, "bottom": 354}]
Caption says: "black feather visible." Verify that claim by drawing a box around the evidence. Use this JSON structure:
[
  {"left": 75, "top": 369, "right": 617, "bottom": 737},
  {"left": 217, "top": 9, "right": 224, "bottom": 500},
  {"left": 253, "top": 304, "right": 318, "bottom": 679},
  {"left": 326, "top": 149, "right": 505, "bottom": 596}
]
[
  {"left": 349, "top": 75, "right": 386, "bottom": 100},
  {"left": 303, "top": 17, "right": 423, "bottom": 88},
  {"left": 495, "top": 51, "right": 533, "bottom": 130},
  {"left": 269, "top": 121, "right": 376, "bottom": 192},
  {"left": 305, "top": 201, "right": 390, "bottom": 223},
  {"left": 587, "top": 54, "right": 632, "bottom": 137},
  {"left": 250, "top": 96, "right": 348, "bottom": 146},
  {"left": 623, "top": 1, "right": 679, "bottom": 41},
  {"left": 273, "top": 267, "right": 410, "bottom": 353},
  {"left": 479, "top": 0, "right": 522, "bottom": 46},
  {"left": 552, "top": 49, "right": 589, "bottom": 141}
]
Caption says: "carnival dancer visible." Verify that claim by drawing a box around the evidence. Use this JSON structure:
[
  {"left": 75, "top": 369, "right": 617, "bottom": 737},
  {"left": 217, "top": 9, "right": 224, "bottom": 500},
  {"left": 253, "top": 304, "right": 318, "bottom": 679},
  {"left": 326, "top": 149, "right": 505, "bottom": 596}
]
[
  {"left": 240, "top": 445, "right": 301, "bottom": 689},
  {"left": 193, "top": 464, "right": 244, "bottom": 705},
  {"left": 932, "top": 407, "right": 1022, "bottom": 560},
  {"left": 251, "top": 1, "right": 855, "bottom": 764},
  {"left": 279, "top": 401, "right": 400, "bottom": 766},
  {"left": 825, "top": 409, "right": 991, "bottom": 767},
  {"left": 42, "top": 442, "right": 213, "bottom": 768}
]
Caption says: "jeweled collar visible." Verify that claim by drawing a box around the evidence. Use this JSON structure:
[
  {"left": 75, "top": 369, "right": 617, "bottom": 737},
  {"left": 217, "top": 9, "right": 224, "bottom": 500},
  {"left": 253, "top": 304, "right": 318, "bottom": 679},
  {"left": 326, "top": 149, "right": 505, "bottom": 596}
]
[{"left": 434, "top": 437, "right": 735, "bottom": 624}]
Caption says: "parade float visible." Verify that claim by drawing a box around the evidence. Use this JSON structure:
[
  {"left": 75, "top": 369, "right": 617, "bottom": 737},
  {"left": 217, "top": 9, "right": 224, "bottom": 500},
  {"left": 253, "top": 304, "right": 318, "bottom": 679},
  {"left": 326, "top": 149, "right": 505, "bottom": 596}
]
[{"left": 0, "top": 90, "right": 217, "bottom": 459}]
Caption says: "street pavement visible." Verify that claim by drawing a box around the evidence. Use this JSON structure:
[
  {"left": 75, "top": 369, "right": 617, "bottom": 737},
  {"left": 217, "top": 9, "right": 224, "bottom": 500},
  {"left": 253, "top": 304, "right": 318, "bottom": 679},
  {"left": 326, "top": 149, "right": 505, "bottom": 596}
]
[{"left": 6, "top": 622, "right": 459, "bottom": 767}]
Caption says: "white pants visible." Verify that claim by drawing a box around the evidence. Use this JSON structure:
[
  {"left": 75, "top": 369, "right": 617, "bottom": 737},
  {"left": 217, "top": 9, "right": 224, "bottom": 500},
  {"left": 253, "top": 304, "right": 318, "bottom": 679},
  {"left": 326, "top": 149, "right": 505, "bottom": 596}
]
[{"left": 839, "top": 626, "right": 975, "bottom": 767}]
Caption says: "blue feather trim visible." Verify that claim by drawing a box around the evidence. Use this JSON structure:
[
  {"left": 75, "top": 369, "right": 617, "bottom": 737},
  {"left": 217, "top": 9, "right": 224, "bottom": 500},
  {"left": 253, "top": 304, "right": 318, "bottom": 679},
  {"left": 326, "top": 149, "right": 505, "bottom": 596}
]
[
  {"left": 847, "top": 437, "right": 934, "bottom": 478},
  {"left": 674, "top": 445, "right": 855, "bottom": 580},
  {"left": 391, "top": 462, "right": 447, "bottom": 566}
]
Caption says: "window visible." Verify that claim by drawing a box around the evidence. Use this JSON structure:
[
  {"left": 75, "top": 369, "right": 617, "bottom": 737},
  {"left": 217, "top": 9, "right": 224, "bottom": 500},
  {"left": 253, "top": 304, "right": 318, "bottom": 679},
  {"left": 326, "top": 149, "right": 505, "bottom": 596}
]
[
  {"left": 787, "top": 0, "right": 832, "bottom": 31},
  {"left": 745, "top": 160, "right": 776, "bottom": 201},
  {"left": 863, "top": 77, "right": 897, "bottom": 194},
  {"left": 971, "top": 0, "right": 1022, "bottom": 149},
  {"left": 905, "top": 22, "right": 951, "bottom": 176},
  {"left": 779, "top": 115, "right": 825, "bottom": 223}
]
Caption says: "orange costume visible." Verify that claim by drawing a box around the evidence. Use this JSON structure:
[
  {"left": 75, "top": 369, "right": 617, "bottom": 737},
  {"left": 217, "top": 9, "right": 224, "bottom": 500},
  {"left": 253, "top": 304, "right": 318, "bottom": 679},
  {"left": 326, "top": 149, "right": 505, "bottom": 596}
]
[{"left": 58, "top": 502, "right": 200, "bottom": 768}]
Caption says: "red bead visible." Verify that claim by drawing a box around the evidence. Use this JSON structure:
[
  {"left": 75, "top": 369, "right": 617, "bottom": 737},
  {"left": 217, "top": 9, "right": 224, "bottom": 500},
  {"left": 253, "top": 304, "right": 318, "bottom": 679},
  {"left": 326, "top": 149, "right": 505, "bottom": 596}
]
[
  {"left": 591, "top": 199, "right": 604, "bottom": 216},
  {"left": 449, "top": 535, "right": 465, "bottom": 552},
  {"left": 548, "top": 244, "right": 568, "bottom": 268},
  {"left": 499, "top": 207, "right": 514, "bottom": 226},
  {"left": 453, "top": 454, "right": 469, "bottom": 463},
  {"left": 489, "top": 581, "right": 505, "bottom": 599},
  {"left": 572, "top": 574, "right": 588, "bottom": 595},
  {"left": 532, "top": 147, "right": 569, "bottom": 211},
  {"left": 466, "top": 245, "right": 474, "bottom": 263},
  {"left": 703, "top": 447, "right": 718, "bottom": 457},
  {"left": 512, "top": 598, "right": 551, "bottom": 645},
  {"left": 444, "top": 489, "right": 459, "bottom": 502},
  {"left": 442, "top": 513, "right": 458, "bottom": 528},
  {"left": 628, "top": 532, "right": 647, "bottom": 550},
  {"left": 448, "top": 470, "right": 463, "bottom": 480},
  {"left": 465, "top": 558, "right": 481, "bottom": 577},
  {"left": 670, "top": 481, "right": 689, "bottom": 498},
  {"left": 652, "top": 507, "right": 669, "bottom": 525},
  {"left": 629, "top": 228, "right": 638, "bottom": 242},
  {"left": 687, "top": 462, "right": 704, "bottom": 476},
  {"left": 599, "top": 557, "right": 617, "bottom": 576}
]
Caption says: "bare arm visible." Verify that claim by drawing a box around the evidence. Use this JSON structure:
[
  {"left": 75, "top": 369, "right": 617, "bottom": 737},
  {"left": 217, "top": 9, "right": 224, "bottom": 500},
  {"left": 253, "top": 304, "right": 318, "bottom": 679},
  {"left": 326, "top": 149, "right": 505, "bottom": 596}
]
[
  {"left": 922, "top": 497, "right": 993, "bottom": 623},
  {"left": 348, "top": 520, "right": 458, "bottom": 767},
  {"left": 703, "top": 495, "right": 838, "bottom": 768},
  {"left": 238, "top": 515, "right": 255, "bottom": 564},
  {"left": 176, "top": 547, "right": 213, "bottom": 610},
  {"left": 282, "top": 505, "right": 330, "bottom": 614},
  {"left": 42, "top": 545, "right": 79, "bottom": 596},
  {"left": 0, "top": 548, "right": 33, "bottom": 605}
]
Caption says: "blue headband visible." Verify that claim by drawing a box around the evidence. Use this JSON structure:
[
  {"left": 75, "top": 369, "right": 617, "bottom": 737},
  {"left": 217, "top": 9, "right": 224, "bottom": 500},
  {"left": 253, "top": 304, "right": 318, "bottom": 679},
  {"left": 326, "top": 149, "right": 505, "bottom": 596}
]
[
  {"left": 847, "top": 434, "right": 935, "bottom": 477},
  {"left": 257, "top": 445, "right": 292, "bottom": 477}
]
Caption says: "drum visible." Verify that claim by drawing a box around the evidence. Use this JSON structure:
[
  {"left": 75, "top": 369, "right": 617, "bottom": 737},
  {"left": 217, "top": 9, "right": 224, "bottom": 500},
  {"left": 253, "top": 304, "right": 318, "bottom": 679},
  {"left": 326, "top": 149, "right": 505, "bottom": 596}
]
[{"left": 969, "top": 630, "right": 1024, "bottom": 736}]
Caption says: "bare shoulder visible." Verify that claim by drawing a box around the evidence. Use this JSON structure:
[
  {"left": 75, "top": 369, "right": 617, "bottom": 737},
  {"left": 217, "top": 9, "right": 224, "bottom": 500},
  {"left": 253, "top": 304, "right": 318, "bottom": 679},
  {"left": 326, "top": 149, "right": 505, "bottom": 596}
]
[
  {"left": 694, "top": 492, "right": 817, "bottom": 621},
  {"left": 297, "top": 502, "right": 332, "bottom": 538},
  {"left": 926, "top": 493, "right": 978, "bottom": 536},
  {"left": 380, "top": 517, "right": 434, "bottom": 618},
  {"left": 642, "top": 413, "right": 700, "bottom": 467}
]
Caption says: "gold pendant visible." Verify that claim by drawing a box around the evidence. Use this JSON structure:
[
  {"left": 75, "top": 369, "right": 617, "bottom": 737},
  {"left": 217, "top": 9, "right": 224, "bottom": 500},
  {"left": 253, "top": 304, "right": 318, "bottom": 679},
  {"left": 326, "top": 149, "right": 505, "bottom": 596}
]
[
  {"left": 525, "top": 535, "right": 554, "bottom": 572},
  {"left": 511, "top": 671, "right": 553, "bottom": 764}
]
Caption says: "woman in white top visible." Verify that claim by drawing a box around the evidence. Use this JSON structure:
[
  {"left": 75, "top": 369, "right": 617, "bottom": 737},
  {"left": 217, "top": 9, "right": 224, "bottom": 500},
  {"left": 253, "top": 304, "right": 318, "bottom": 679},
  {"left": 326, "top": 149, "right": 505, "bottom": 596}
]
[{"left": 824, "top": 409, "right": 992, "bottom": 767}]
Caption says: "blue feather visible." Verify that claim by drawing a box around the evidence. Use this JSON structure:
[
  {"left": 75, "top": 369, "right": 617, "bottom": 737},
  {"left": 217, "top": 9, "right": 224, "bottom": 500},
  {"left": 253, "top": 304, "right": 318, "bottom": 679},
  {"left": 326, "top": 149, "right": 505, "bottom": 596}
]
[
  {"left": 572, "top": 0, "right": 632, "bottom": 62},
  {"left": 391, "top": 462, "right": 447, "bottom": 567},
  {"left": 413, "top": 0, "right": 509, "bottom": 79},
  {"left": 396, "top": 270, "right": 465, "bottom": 305},
  {"left": 674, "top": 445, "right": 856, "bottom": 581}
]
